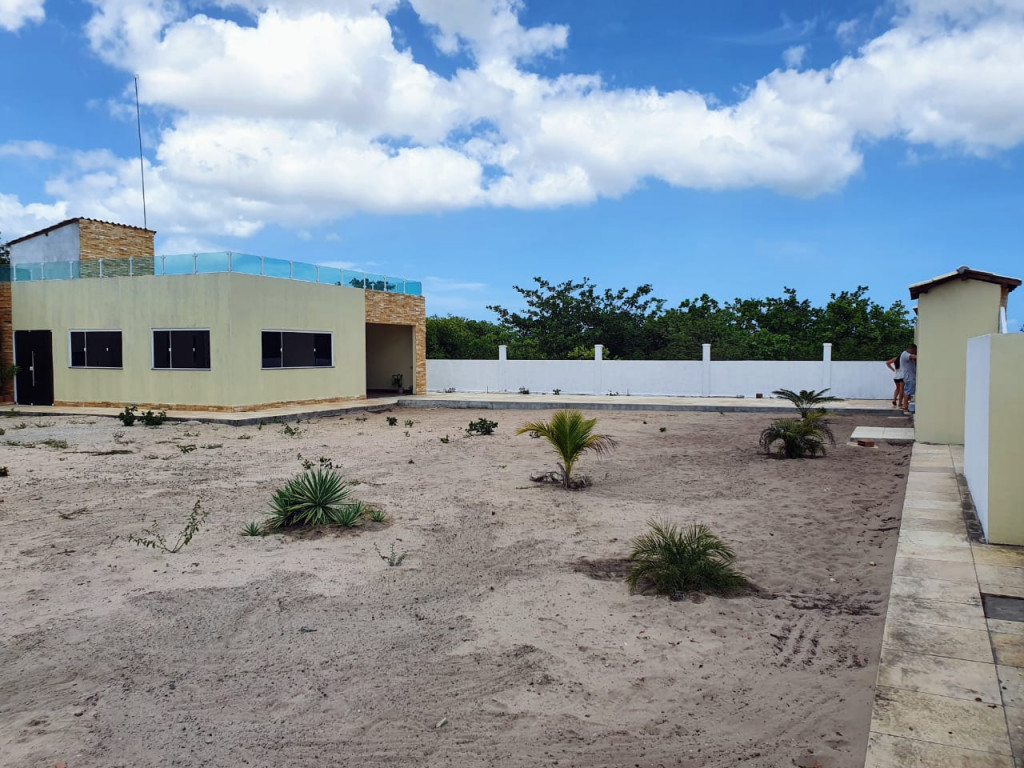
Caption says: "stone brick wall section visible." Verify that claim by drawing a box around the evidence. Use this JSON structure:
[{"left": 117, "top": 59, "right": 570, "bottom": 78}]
[
  {"left": 78, "top": 219, "right": 155, "bottom": 262},
  {"left": 364, "top": 292, "right": 427, "bottom": 394}
]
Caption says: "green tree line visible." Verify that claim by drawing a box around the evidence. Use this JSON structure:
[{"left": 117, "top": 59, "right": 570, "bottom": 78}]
[{"left": 427, "top": 277, "right": 915, "bottom": 361}]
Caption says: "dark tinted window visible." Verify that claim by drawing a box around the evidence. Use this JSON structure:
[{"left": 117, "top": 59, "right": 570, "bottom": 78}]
[
  {"left": 313, "top": 333, "right": 332, "bottom": 367},
  {"left": 70, "top": 331, "right": 122, "bottom": 368},
  {"left": 153, "top": 330, "right": 210, "bottom": 369},
  {"left": 261, "top": 331, "right": 282, "bottom": 368},
  {"left": 282, "top": 332, "right": 315, "bottom": 368},
  {"left": 263, "top": 331, "right": 333, "bottom": 368}
]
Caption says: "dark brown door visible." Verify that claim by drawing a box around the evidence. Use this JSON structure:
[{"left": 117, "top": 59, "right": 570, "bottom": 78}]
[{"left": 14, "top": 330, "right": 54, "bottom": 405}]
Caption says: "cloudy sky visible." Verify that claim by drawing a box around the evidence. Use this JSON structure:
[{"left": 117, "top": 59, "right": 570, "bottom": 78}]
[{"left": 1, "top": 0, "right": 1022, "bottom": 322}]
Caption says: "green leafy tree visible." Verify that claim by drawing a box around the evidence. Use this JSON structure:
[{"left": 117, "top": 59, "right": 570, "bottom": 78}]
[
  {"left": 488, "top": 277, "right": 663, "bottom": 359},
  {"left": 516, "top": 409, "right": 616, "bottom": 488}
]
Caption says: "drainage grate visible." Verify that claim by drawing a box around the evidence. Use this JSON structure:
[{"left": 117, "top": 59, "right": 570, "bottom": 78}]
[{"left": 981, "top": 594, "right": 1024, "bottom": 622}]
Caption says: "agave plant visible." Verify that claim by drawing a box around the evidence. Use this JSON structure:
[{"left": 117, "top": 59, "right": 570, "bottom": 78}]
[
  {"left": 265, "top": 467, "right": 362, "bottom": 529},
  {"left": 772, "top": 388, "right": 841, "bottom": 419},
  {"left": 627, "top": 520, "right": 745, "bottom": 596},
  {"left": 759, "top": 412, "right": 835, "bottom": 458},
  {"left": 516, "top": 409, "right": 616, "bottom": 489}
]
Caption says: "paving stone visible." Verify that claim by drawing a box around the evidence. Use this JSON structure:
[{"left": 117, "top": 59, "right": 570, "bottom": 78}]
[
  {"left": 891, "top": 575, "right": 981, "bottom": 605},
  {"left": 865, "top": 732, "right": 1014, "bottom": 767},
  {"left": 975, "top": 548, "right": 1024, "bottom": 568},
  {"left": 993, "top": 633, "right": 1024, "bottom": 668},
  {"left": 870, "top": 686, "right": 1011, "bottom": 754},
  {"left": 884, "top": 619, "right": 994, "bottom": 663},
  {"left": 878, "top": 649, "right": 1002, "bottom": 703},
  {"left": 893, "top": 556, "right": 978, "bottom": 583},
  {"left": 998, "top": 665, "right": 1024, "bottom": 708},
  {"left": 897, "top": 540, "right": 975, "bottom": 563}
]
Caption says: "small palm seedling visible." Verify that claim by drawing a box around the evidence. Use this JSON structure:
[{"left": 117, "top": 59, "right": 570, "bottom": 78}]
[
  {"left": 178, "top": 443, "right": 197, "bottom": 454},
  {"left": 627, "top": 520, "right": 745, "bottom": 597},
  {"left": 128, "top": 500, "right": 209, "bottom": 553},
  {"left": 241, "top": 521, "right": 264, "bottom": 536},
  {"left": 265, "top": 466, "right": 364, "bottom": 529},
  {"left": 759, "top": 412, "right": 835, "bottom": 459},
  {"left": 466, "top": 418, "right": 498, "bottom": 436},
  {"left": 517, "top": 409, "right": 615, "bottom": 489},
  {"left": 386, "top": 416, "right": 398, "bottom": 427},
  {"left": 375, "top": 541, "right": 408, "bottom": 567},
  {"left": 772, "top": 388, "right": 841, "bottom": 419},
  {"left": 282, "top": 424, "right": 300, "bottom": 437},
  {"left": 552, "top": 388, "right": 561, "bottom": 395},
  {"left": 439, "top": 434, "right": 450, "bottom": 444}
]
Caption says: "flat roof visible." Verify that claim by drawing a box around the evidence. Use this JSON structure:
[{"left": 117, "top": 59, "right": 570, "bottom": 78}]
[
  {"left": 6, "top": 217, "right": 155, "bottom": 246},
  {"left": 909, "top": 266, "right": 1021, "bottom": 300}
]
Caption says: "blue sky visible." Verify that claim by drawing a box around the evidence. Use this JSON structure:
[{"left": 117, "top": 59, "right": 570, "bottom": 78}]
[{"left": 1, "top": 0, "right": 1022, "bottom": 327}]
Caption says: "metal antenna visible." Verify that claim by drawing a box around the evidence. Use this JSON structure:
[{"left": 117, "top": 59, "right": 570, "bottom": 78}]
[{"left": 134, "top": 74, "right": 148, "bottom": 229}]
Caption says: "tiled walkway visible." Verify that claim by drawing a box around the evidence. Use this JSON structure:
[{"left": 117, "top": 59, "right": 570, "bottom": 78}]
[{"left": 866, "top": 443, "right": 1024, "bottom": 767}]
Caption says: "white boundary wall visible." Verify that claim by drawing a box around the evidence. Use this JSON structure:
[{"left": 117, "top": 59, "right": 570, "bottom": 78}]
[
  {"left": 964, "top": 336, "right": 991, "bottom": 535},
  {"left": 428, "top": 344, "right": 894, "bottom": 399}
]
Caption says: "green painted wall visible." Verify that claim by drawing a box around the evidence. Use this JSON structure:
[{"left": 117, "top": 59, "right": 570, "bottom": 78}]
[
  {"left": 11, "top": 273, "right": 366, "bottom": 407},
  {"left": 915, "top": 279, "right": 1002, "bottom": 444}
]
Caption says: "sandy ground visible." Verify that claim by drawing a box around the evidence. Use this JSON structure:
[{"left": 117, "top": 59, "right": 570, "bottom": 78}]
[{"left": 0, "top": 406, "right": 910, "bottom": 768}]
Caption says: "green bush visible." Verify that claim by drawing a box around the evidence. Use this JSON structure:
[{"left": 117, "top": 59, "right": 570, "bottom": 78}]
[
  {"left": 265, "top": 467, "right": 363, "bottom": 529},
  {"left": 515, "top": 409, "right": 615, "bottom": 488},
  {"left": 466, "top": 418, "right": 498, "bottom": 436},
  {"left": 759, "top": 412, "right": 835, "bottom": 458},
  {"left": 627, "top": 520, "right": 745, "bottom": 596}
]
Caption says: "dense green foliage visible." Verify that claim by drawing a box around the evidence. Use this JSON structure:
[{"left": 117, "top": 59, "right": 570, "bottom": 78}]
[
  {"left": 759, "top": 413, "right": 836, "bottom": 458},
  {"left": 516, "top": 409, "right": 616, "bottom": 488},
  {"left": 427, "top": 278, "right": 914, "bottom": 361},
  {"left": 627, "top": 521, "right": 745, "bottom": 596}
]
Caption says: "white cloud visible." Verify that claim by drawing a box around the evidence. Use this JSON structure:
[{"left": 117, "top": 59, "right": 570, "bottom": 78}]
[
  {"left": 0, "top": 0, "right": 44, "bottom": 32},
  {"left": 782, "top": 44, "right": 807, "bottom": 68},
  {"left": 11, "top": 0, "right": 1024, "bottom": 238},
  {"left": 0, "top": 140, "right": 55, "bottom": 159},
  {"left": 0, "top": 193, "right": 68, "bottom": 239}
]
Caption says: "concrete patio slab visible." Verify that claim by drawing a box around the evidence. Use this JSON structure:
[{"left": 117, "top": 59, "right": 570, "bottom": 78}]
[
  {"left": 890, "top": 575, "right": 982, "bottom": 605},
  {"left": 865, "top": 733, "right": 1014, "bottom": 768},
  {"left": 882, "top": 619, "right": 995, "bottom": 663},
  {"left": 870, "top": 686, "right": 1011, "bottom": 754},
  {"left": 877, "top": 649, "right": 1002, "bottom": 703},
  {"left": 892, "top": 556, "right": 978, "bottom": 583},
  {"left": 997, "top": 665, "right": 1024, "bottom": 708}
]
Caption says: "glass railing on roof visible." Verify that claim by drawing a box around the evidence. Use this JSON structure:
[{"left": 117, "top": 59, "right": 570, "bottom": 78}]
[{"left": 0, "top": 253, "right": 422, "bottom": 296}]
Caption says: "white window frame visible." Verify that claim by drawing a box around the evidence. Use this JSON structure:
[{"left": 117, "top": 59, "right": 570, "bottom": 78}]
[
  {"left": 68, "top": 329, "right": 123, "bottom": 369},
  {"left": 261, "top": 329, "right": 335, "bottom": 370},
  {"left": 151, "top": 328, "right": 212, "bottom": 371}
]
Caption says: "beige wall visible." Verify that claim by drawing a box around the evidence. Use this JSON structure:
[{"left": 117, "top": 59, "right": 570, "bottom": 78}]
[
  {"left": 366, "top": 324, "right": 413, "bottom": 391},
  {"left": 12, "top": 273, "right": 366, "bottom": 409},
  {"left": 915, "top": 279, "right": 1003, "bottom": 444},
  {"left": 985, "top": 335, "right": 1024, "bottom": 545}
]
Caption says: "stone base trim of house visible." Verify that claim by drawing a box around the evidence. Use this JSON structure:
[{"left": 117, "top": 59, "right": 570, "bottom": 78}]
[{"left": 53, "top": 395, "right": 370, "bottom": 413}]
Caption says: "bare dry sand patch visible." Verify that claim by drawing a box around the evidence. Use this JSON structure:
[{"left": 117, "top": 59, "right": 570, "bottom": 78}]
[{"left": 0, "top": 407, "right": 909, "bottom": 767}]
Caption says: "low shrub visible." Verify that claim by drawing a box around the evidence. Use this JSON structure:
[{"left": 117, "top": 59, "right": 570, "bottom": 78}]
[
  {"left": 117, "top": 405, "right": 137, "bottom": 427},
  {"left": 627, "top": 520, "right": 745, "bottom": 597},
  {"left": 759, "top": 412, "right": 835, "bottom": 459},
  {"left": 265, "top": 466, "right": 364, "bottom": 529},
  {"left": 466, "top": 418, "right": 498, "bottom": 436},
  {"left": 127, "top": 500, "right": 208, "bottom": 553},
  {"left": 141, "top": 409, "right": 167, "bottom": 426}
]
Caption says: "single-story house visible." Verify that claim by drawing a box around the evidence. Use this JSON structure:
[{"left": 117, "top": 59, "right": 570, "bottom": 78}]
[{"left": 0, "top": 218, "right": 425, "bottom": 410}]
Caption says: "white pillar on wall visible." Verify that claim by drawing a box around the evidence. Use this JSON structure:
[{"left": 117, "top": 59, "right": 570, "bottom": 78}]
[
  {"left": 594, "top": 344, "right": 603, "bottom": 361},
  {"left": 822, "top": 343, "right": 833, "bottom": 392},
  {"left": 701, "top": 344, "right": 711, "bottom": 397}
]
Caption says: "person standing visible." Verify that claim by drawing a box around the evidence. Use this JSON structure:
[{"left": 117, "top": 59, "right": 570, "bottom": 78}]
[
  {"left": 899, "top": 344, "right": 917, "bottom": 411},
  {"left": 885, "top": 352, "right": 904, "bottom": 407}
]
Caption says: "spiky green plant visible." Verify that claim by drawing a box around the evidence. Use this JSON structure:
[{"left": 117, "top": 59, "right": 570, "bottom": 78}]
[
  {"left": 366, "top": 506, "right": 389, "bottom": 523},
  {"left": 241, "top": 521, "right": 264, "bottom": 536},
  {"left": 759, "top": 412, "right": 835, "bottom": 458},
  {"left": 516, "top": 409, "right": 616, "bottom": 488},
  {"left": 772, "top": 388, "right": 841, "bottom": 419},
  {"left": 627, "top": 520, "right": 745, "bottom": 596},
  {"left": 265, "top": 467, "right": 361, "bottom": 529}
]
